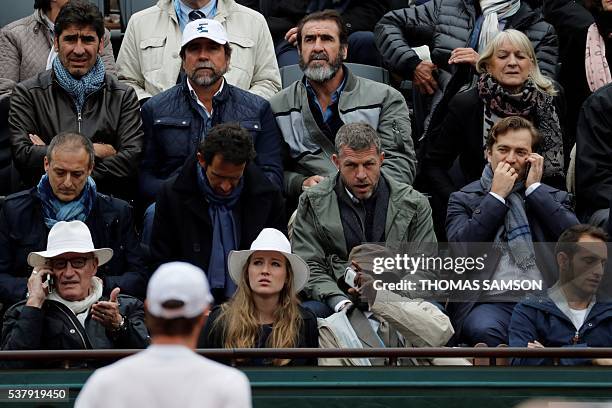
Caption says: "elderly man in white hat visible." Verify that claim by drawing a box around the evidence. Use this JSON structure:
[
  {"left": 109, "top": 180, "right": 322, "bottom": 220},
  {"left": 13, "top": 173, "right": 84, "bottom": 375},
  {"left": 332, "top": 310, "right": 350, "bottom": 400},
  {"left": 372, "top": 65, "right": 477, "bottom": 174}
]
[
  {"left": 76, "top": 262, "right": 252, "bottom": 408},
  {"left": 1, "top": 221, "right": 148, "bottom": 365}
]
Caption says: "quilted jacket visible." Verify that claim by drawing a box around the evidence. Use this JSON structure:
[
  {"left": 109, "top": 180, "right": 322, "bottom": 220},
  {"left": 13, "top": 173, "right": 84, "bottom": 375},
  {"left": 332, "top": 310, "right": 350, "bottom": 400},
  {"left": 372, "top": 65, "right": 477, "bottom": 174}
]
[
  {"left": 374, "top": 0, "right": 558, "bottom": 79},
  {"left": 139, "top": 76, "right": 283, "bottom": 202},
  {"left": 0, "top": 10, "right": 117, "bottom": 99}
]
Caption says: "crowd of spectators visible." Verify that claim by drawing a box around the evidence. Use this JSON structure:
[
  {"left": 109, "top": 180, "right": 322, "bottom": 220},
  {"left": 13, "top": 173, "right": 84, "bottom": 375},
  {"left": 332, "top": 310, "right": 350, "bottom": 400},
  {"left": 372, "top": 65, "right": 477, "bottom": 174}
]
[{"left": 0, "top": 0, "right": 612, "bottom": 376}]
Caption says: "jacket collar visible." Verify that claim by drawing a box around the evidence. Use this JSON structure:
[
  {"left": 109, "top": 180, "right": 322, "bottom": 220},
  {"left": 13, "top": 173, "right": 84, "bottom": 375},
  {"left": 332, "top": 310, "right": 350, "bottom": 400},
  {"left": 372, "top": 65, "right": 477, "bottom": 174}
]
[
  {"left": 172, "top": 155, "right": 278, "bottom": 198},
  {"left": 180, "top": 75, "right": 231, "bottom": 112},
  {"left": 522, "top": 291, "right": 612, "bottom": 323}
]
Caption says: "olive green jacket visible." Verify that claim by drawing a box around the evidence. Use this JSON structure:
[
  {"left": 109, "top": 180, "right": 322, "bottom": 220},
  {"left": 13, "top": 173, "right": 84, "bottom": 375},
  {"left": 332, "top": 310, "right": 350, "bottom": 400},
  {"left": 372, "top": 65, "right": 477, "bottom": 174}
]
[{"left": 292, "top": 172, "right": 437, "bottom": 308}]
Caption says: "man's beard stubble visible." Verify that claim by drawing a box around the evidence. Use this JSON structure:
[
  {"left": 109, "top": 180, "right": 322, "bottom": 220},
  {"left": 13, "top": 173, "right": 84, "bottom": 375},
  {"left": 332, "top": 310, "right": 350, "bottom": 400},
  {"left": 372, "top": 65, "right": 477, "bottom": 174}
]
[
  {"left": 299, "top": 50, "right": 344, "bottom": 83},
  {"left": 189, "top": 61, "right": 228, "bottom": 87}
]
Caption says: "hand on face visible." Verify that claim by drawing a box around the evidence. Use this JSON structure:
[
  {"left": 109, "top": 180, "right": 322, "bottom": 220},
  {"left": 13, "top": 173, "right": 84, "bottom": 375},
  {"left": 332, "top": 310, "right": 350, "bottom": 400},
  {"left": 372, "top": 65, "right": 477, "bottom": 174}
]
[
  {"left": 91, "top": 287, "right": 123, "bottom": 331},
  {"left": 490, "top": 161, "right": 518, "bottom": 198},
  {"left": 525, "top": 153, "right": 544, "bottom": 188}
]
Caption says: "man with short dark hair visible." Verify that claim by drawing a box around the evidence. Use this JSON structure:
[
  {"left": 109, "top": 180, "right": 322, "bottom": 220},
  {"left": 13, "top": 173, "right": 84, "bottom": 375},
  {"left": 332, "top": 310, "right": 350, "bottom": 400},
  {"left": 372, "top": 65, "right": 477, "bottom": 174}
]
[
  {"left": 447, "top": 116, "right": 579, "bottom": 346},
  {"left": 139, "top": 18, "right": 283, "bottom": 207},
  {"left": 509, "top": 224, "right": 612, "bottom": 366},
  {"left": 75, "top": 261, "right": 252, "bottom": 407},
  {"left": 0, "top": 0, "right": 117, "bottom": 99},
  {"left": 8, "top": 0, "right": 143, "bottom": 199},
  {"left": 150, "top": 123, "right": 285, "bottom": 304},
  {"left": 292, "top": 122, "right": 435, "bottom": 315},
  {"left": 270, "top": 10, "right": 416, "bottom": 203},
  {"left": 0, "top": 132, "right": 147, "bottom": 309}
]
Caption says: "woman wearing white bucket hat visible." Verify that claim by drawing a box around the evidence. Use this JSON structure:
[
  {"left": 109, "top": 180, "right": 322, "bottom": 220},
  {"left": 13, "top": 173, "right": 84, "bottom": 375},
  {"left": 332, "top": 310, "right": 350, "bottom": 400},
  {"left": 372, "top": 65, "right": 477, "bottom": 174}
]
[{"left": 199, "top": 228, "right": 318, "bottom": 365}]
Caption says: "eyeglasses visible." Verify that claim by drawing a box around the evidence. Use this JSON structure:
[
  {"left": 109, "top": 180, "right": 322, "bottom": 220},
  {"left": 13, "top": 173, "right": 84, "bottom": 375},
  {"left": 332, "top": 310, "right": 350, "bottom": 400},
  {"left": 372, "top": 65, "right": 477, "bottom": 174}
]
[{"left": 48, "top": 256, "right": 92, "bottom": 270}]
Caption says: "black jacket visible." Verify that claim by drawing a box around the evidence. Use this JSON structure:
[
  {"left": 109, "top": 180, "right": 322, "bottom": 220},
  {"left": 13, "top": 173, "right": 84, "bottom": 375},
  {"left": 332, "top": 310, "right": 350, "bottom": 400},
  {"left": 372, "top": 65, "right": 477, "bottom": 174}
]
[
  {"left": 374, "top": 0, "right": 558, "bottom": 79},
  {"left": 543, "top": 0, "right": 612, "bottom": 144},
  {"left": 422, "top": 87, "right": 567, "bottom": 204},
  {"left": 1, "top": 295, "right": 149, "bottom": 368},
  {"left": 576, "top": 83, "right": 612, "bottom": 218},
  {"left": 0, "top": 188, "right": 148, "bottom": 307},
  {"left": 199, "top": 304, "right": 319, "bottom": 365},
  {"left": 8, "top": 70, "right": 143, "bottom": 197},
  {"left": 149, "top": 157, "right": 286, "bottom": 303}
]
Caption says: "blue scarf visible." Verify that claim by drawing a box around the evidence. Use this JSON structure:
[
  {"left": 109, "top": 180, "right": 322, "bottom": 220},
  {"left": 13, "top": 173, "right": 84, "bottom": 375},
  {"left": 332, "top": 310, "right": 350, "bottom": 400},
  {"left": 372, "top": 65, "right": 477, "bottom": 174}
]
[
  {"left": 53, "top": 56, "right": 105, "bottom": 113},
  {"left": 480, "top": 164, "right": 536, "bottom": 269},
  {"left": 196, "top": 165, "right": 243, "bottom": 297},
  {"left": 37, "top": 174, "right": 97, "bottom": 229}
]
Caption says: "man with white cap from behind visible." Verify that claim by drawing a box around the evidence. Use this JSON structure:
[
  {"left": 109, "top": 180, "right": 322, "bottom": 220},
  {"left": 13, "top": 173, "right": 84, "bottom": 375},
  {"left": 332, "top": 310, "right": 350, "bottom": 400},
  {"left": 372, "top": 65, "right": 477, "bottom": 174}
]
[{"left": 75, "top": 261, "right": 252, "bottom": 408}]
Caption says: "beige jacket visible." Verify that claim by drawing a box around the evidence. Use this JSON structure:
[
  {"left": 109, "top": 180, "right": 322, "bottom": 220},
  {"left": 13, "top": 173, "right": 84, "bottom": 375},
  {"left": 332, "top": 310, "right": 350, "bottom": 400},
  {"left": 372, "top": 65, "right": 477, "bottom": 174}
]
[
  {"left": 116, "top": 0, "right": 281, "bottom": 100},
  {"left": 0, "top": 10, "right": 116, "bottom": 99}
]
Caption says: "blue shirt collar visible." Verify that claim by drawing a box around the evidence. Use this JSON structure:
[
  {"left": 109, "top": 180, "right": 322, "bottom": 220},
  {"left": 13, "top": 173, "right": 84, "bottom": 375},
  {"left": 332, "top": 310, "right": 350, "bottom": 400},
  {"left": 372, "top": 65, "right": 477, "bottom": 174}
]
[
  {"left": 174, "top": 0, "right": 218, "bottom": 32},
  {"left": 304, "top": 66, "right": 347, "bottom": 122}
]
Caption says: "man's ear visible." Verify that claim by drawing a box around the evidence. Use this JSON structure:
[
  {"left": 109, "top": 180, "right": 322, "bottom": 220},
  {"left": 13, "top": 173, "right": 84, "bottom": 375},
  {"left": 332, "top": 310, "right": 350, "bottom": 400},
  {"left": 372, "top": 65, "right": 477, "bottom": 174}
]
[
  {"left": 91, "top": 257, "right": 99, "bottom": 276},
  {"left": 196, "top": 152, "right": 207, "bottom": 168},
  {"left": 331, "top": 153, "right": 340, "bottom": 170},
  {"left": 341, "top": 44, "right": 348, "bottom": 61},
  {"left": 557, "top": 252, "right": 570, "bottom": 272},
  {"left": 379, "top": 151, "right": 385, "bottom": 165},
  {"left": 44, "top": 156, "right": 50, "bottom": 173},
  {"left": 97, "top": 36, "right": 104, "bottom": 55},
  {"left": 54, "top": 36, "right": 59, "bottom": 52}
]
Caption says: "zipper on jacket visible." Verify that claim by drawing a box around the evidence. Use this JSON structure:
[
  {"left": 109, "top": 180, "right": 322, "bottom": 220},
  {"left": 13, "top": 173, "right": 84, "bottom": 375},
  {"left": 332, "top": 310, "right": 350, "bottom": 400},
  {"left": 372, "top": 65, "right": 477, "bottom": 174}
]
[
  {"left": 77, "top": 111, "right": 82, "bottom": 133},
  {"left": 572, "top": 331, "right": 581, "bottom": 345}
]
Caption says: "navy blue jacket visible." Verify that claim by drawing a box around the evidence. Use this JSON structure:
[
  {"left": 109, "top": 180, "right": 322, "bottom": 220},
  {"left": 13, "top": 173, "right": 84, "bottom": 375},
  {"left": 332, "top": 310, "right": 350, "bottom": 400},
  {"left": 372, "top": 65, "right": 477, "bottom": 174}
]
[
  {"left": 139, "top": 78, "right": 283, "bottom": 203},
  {"left": 0, "top": 188, "right": 148, "bottom": 307},
  {"left": 446, "top": 181, "right": 579, "bottom": 337},
  {"left": 509, "top": 294, "right": 612, "bottom": 365}
]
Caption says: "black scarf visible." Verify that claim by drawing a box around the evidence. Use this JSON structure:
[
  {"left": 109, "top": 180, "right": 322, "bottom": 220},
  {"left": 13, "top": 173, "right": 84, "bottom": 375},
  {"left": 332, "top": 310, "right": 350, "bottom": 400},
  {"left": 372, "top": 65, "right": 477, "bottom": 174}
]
[{"left": 335, "top": 176, "right": 389, "bottom": 252}]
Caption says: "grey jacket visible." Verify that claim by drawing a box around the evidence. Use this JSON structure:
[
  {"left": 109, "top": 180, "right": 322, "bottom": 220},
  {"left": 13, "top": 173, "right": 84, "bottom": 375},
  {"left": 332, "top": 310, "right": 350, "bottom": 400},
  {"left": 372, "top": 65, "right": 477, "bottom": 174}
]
[
  {"left": 292, "top": 172, "right": 437, "bottom": 308},
  {"left": 270, "top": 67, "right": 416, "bottom": 199},
  {"left": 0, "top": 10, "right": 117, "bottom": 100}
]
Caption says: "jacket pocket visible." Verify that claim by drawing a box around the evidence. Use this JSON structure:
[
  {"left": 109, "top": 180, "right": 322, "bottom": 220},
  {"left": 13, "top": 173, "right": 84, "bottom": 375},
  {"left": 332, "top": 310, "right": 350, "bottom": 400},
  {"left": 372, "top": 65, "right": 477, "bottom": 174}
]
[
  {"left": 139, "top": 37, "right": 167, "bottom": 73},
  {"left": 228, "top": 35, "right": 255, "bottom": 76},
  {"left": 239, "top": 120, "right": 262, "bottom": 142},
  {"left": 153, "top": 117, "right": 193, "bottom": 158}
]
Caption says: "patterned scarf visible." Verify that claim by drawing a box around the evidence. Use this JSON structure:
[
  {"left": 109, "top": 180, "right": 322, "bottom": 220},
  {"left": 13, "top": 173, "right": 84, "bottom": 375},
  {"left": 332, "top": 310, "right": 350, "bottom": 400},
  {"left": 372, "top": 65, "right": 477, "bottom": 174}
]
[
  {"left": 585, "top": 23, "right": 612, "bottom": 93},
  {"left": 37, "top": 174, "right": 97, "bottom": 229},
  {"left": 52, "top": 56, "right": 105, "bottom": 113},
  {"left": 478, "top": 0, "right": 521, "bottom": 52},
  {"left": 196, "top": 164, "right": 243, "bottom": 297},
  {"left": 480, "top": 164, "right": 536, "bottom": 269},
  {"left": 478, "top": 73, "right": 564, "bottom": 178}
]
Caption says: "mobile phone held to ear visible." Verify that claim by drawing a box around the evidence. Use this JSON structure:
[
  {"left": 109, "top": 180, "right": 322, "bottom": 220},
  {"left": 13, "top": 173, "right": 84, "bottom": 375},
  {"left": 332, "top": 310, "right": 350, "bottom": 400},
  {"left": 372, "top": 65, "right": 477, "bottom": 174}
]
[{"left": 44, "top": 274, "right": 55, "bottom": 294}]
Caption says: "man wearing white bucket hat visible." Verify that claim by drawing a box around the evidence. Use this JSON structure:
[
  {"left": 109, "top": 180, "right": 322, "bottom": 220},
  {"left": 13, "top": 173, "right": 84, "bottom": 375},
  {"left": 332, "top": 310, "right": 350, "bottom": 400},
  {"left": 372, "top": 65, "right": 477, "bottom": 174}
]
[
  {"left": 1, "top": 220, "right": 148, "bottom": 366},
  {"left": 0, "top": 132, "right": 147, "bottom": 309},
  {"left": 200, "top": 228, "right": 318, "bottom": 366},
  {"left": 76, "top": 261, "right": 252, "bottom": 408}
]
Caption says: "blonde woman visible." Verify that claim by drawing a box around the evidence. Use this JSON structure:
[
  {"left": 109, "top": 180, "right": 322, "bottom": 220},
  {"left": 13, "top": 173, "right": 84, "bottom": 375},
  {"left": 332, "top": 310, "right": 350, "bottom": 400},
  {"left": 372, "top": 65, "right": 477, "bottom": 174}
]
[
  {"left": 422, "top": 29, "right": 565, "bottom": 238},
  {"left": 199, "top": 228, "right": 318, "bottom": 366}
]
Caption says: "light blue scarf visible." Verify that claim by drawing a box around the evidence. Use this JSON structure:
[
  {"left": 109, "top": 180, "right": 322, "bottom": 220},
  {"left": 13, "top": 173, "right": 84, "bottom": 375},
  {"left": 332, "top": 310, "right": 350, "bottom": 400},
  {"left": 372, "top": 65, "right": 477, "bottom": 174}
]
[{"left": 37, "top": 174, "right": 97, "bottom": 229}]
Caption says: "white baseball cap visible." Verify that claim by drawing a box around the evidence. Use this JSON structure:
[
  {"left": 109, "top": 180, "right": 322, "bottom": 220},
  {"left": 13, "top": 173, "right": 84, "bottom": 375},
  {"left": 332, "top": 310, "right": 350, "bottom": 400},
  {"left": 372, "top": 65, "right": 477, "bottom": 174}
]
[
  {"left": 27, "top": 220, "right": 113, "bottom": 268},
  {"left": 147, "top": 262, "right": 213, "bottom": 319},
  {"left": 228, "top": 228, "right": 310, "bottom": 292},
  {"left": 181, "top": 18, "right": 228, "bottom": 48}
]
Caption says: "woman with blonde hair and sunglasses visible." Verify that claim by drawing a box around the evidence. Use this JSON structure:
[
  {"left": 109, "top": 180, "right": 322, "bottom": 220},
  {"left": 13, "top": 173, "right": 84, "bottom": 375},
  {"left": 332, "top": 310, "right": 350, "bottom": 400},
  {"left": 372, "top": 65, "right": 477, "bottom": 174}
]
[
  {"left": 199, "top": 228, "right": 318, "bottom": 366},
  {"left": 422, "top": 29, "right": 566, "bottom": 239}
]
